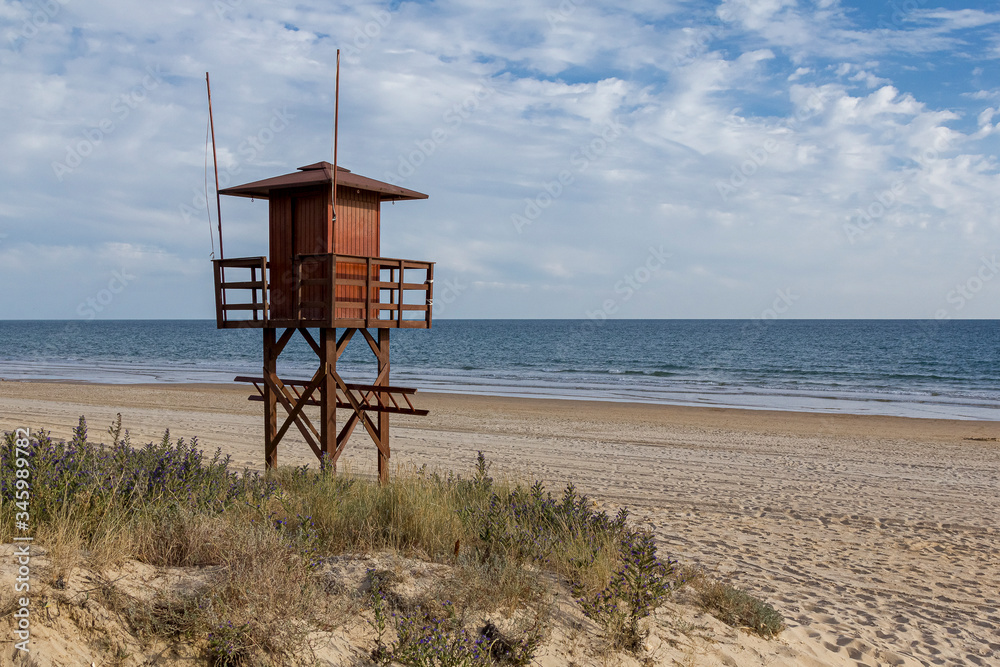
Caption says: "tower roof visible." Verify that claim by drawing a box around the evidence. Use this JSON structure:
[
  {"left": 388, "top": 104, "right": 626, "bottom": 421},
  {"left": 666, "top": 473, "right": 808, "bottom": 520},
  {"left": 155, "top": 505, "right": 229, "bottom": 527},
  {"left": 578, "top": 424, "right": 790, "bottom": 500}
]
[{"left": 218, "top": 162, "right": 427, "bottom": 201}]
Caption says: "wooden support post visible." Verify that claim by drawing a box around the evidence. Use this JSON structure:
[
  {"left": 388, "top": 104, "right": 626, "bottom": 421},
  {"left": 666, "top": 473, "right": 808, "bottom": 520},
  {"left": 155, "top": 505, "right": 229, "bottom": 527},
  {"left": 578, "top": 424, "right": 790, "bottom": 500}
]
[
  {"left": 251, "top": 265, "right": 259, "bottom": 322},
  {"left": 263, "top": 327, "right": 278, "bottom": 468},
  {"left": 320, "top": 327, "right": 337, "bottom": 469},
  {"left": 365, "top": 256, "right": 372, "bottom": 327},
  {"left": 377, "top": 327, "right": 390, "bottom": 484},
  {"left": 293, "top": 258, "right": 302, "bottom": 321},
  {"left": 396, "top": 260, "right": 404, "bottom": 328},
  {"left": 213, "top": 261, "right": 224, "bottom": 328},
  {"left": 426, "top": 262, "right": 434, "bottom": 328},
  {"left": 333, "top": 327, "right": 357, "bottom": 465}
]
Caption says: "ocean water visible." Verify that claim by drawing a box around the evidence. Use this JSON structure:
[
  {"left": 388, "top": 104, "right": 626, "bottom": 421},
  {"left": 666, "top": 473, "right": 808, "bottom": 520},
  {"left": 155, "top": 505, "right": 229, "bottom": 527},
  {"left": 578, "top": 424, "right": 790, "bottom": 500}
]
[{"left": 0, "top": 319, "right": 998, "bottom": 421}]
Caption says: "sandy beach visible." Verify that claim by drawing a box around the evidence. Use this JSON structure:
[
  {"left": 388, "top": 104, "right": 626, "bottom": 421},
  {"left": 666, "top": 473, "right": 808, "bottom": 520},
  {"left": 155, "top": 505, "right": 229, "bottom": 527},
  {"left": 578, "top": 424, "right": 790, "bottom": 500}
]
[{"left": 1, "top": 381, "right": 998, "bottom": 666}]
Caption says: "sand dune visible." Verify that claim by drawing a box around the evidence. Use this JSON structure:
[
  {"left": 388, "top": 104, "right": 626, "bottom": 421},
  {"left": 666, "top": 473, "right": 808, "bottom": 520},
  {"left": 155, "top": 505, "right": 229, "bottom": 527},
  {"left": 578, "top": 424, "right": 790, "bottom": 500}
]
[{"left": 1, "top": 382, "right": 998, "bottom": 665}]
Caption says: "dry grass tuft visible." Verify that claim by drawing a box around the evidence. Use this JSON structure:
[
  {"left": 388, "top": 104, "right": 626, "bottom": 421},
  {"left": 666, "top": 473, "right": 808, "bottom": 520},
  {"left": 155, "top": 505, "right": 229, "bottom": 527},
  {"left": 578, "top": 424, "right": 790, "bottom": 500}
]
[
  {"left": 0, "top": 419, "right": 783, "bottom": 665},
  {"left": 691, "top": 578, "right": 785, "bottom": 638}
]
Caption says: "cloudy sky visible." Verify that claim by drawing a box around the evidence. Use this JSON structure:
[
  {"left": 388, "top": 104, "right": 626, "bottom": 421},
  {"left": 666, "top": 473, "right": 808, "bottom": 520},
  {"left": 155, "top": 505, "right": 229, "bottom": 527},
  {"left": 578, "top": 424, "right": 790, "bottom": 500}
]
[{"left": 1, "top": 0, "right": 998, "bottom": 319}]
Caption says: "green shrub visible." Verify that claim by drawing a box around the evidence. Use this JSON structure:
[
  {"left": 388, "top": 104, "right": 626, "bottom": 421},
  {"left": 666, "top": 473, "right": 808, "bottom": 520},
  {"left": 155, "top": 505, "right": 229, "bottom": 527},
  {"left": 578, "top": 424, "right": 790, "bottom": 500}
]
[
  {"left": 577, "top": 531, "right": 676, "bottom": 650},
  {"left": 696, "top": 580, "right": 784, "bottom": 638},
  {"left": 2, "top": 424, "right": 688, "bottom": 663},
  {"left": 206, "top": 620, "right": 254, "bottom": 667}
]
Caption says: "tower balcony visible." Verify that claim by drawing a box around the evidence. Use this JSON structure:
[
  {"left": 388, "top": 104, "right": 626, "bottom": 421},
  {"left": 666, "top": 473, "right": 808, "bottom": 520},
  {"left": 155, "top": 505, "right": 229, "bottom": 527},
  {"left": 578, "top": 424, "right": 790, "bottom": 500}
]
[{"left": 213, "top": 254, "right": 434, "bottom": 329}]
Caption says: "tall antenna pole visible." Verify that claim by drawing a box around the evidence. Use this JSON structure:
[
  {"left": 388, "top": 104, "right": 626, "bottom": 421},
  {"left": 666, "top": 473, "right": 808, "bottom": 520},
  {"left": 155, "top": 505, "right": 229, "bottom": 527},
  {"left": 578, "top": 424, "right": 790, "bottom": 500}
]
[
  {"left": 332, "top": 50, "right": 340, "bottom": 226},
  {"left": 206, "top": 72, "right": 224, "bottom": 259}
]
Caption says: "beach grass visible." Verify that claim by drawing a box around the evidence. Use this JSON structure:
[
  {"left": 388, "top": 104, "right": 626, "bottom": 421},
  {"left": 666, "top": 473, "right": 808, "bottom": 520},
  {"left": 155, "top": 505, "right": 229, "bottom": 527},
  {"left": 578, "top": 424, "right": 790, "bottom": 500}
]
[
  {"left": 2, "top": 416, "right": 782, "bottom": 664},
  {"left": 693, "top": 578, "right": 785, "bottom": 639}
]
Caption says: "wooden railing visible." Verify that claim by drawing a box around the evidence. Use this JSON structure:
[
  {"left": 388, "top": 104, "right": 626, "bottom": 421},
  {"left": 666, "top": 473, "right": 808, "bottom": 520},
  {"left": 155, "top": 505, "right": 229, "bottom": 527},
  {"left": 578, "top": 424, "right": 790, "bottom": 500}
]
[
  {"left": 213, "top": 257, "right": 268, "bottom": 328},
  {"left": 213, "top": 254, "right": 433, "bottom": 329},
  {"left": 292, "top": 253, "right": 434, "bottom": 329}
]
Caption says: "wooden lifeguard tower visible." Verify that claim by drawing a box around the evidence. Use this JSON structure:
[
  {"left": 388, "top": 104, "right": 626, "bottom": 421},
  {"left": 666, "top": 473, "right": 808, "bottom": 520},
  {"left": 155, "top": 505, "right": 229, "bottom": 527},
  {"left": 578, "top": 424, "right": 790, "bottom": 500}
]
[{"left": 211, "top": 161, "right": 433, "bottom": 481}]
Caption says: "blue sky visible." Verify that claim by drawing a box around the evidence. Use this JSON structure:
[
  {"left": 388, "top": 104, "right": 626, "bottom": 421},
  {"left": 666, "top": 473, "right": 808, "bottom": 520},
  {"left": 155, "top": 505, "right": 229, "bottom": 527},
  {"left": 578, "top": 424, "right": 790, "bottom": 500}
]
[{"left": 1, "top": 0, "right": 998, "bottom": 319}]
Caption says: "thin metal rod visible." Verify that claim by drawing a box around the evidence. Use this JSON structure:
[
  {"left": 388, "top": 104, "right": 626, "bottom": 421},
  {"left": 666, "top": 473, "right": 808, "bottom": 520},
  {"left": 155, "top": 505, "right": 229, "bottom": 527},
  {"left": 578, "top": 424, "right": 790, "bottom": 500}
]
[
  {"left": 206, "top": 72, "right": 224, "bottom": 260},
  {"left": 332, "top": 50, "right": 340, "bottom": 226}
]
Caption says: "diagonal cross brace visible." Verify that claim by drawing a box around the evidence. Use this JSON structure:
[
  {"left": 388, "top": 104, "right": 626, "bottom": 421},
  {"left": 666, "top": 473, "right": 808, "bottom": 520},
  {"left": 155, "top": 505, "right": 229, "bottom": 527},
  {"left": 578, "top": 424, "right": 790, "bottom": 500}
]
[
  {"left": 334, "top": 370, "right": 388, "bottom": 458},
  {"left": 333, "top": 361, "right": 389, "bottom": 462},
  {"left": 263, "top": 368, "right": 324, "bottom": 460}
]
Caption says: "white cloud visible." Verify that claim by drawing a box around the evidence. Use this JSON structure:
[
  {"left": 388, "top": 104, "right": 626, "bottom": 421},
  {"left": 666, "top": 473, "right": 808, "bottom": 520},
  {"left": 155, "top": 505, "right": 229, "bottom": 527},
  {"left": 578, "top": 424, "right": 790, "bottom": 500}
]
[
  {"left": 916, "top": 9, "right": 1000, "bottom": 30},
  {"left": 966, "top": 89, "right": 1000, "bottom": 100},
  {"left": 788, "top": 66, "right": 812, "bottom": 81},
  {"left": 717, "top": 0, "right": 798, "bottom": 31},
  {"left": 0, "top": 0, "right": 997, "bottom": 319}
]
